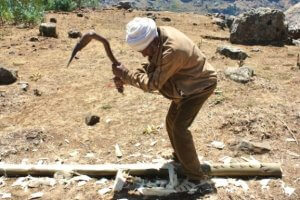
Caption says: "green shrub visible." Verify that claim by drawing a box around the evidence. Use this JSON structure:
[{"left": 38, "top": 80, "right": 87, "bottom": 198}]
[
  {"left": 45, "top": 0, "right": 77, "bottom": 12},
  {"left": 0, "top": 0, "right": 45, "bottom": 25}
]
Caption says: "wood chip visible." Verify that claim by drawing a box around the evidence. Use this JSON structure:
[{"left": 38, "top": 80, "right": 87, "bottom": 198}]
[
  {"left": 112, "top": 170, "right": 127, "bottom": 192},
  {"left": 115, "top": 144, "right": 122, "bottom": 158}
]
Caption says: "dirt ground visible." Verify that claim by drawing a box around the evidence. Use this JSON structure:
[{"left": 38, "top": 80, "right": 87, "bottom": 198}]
[{"left": 0, "top": 8, "right": 299, "bottom": 200}]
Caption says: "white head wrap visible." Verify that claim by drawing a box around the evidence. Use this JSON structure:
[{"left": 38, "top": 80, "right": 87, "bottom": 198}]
[{"left": 126, "top": 17, "right": 158, "bottom": 51}]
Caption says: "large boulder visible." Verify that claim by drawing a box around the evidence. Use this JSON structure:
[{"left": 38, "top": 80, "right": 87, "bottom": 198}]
[
  {"left": 285, "top": 3, "right": 300, "bottom": 39},
  {"left": 0, "top": 67, "right": 18, "bottom": 85},
  {"left": 230, "top": 8, "right": 288, "bottom": 45}
]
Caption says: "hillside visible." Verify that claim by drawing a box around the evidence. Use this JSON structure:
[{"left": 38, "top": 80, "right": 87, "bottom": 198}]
[
  {"left": 103, "top": 0, "right": 300, "bottom": 15},
  {"left": 0, "top": 7, "right": 299, "bottom": 200}
]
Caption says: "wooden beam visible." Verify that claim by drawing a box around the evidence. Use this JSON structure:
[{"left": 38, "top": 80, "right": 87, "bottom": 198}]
[{"left": 0, "top": 162, "right": 282, "bottom": 178}]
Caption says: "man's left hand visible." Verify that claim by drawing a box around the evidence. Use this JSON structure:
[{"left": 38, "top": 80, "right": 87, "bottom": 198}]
[{"left": 112, "top": 63, "right": 129, "bottom": 78}]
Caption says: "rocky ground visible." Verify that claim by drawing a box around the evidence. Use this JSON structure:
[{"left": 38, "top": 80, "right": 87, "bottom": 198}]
[{"left": 0, "top": 8, "right": 299, "bottom": 200}]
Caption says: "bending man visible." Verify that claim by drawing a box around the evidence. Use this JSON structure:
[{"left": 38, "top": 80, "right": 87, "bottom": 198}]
[{"left": 112, "top": 17, "right": 217, "bottom": 180}]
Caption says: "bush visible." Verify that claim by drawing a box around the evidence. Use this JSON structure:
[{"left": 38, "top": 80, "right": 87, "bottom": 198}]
[
  {"left": 0, "top": 0, "right": 102, "bottom": 25},
  {"left": 45, "top": 0, "right": 77, "bottom": 12},
  {"left": 0, "top": 0, "right": 45, "bottom": 25}
]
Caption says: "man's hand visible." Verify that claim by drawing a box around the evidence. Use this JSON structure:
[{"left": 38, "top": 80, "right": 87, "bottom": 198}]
[{"left": 112, "top": 63, "right": 129, "bottom": 78}]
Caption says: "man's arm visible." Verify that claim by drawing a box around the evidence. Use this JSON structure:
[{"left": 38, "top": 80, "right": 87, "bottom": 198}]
[{"left": 113, "top": 49, "right": 185, "bottom": 92}]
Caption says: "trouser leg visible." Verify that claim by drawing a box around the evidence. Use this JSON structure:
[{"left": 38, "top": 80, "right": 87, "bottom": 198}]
[
  {"left": 170, "top": 86, "right": 216, "bottom": 179},
  {"left": 166, "top": 101, "right": 178, "bottom": 151}
]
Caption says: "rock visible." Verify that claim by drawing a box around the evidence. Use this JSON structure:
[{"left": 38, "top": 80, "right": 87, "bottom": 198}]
[
  {"left": 33, "top": 89, "right": 42, "bottom": 96},
  {"left": 224, "top": 66, "right": 254, "bottom": 83},
  {"left": 49, "top": 18, "right": 57, "bottom": 23},
  {"left": 68, "top": 30, "right": 82, "bottom": 39},
  {"left": 216, "top": 45, "right": 248, "bottom": 60},
  {"left": 77, "top": 13, "right": 83, "bottom": 17},
  {"left": 18, "top": 82, "right": 29, "bottom": 91},
  {"left": 117, "top": 1, "right": 134, "bottom": 10},
  {"left": 212, "top": 17, "right": 226, "bottom": 29},
  {"left": 161, "top": 17, "right": 171, "bottom": 22},
  {"left": 230, "top": 8, "right": 288, "bottom": 45},
  {"left": 0, "top": 67, "right": 17, "bottom": 85},
  {"left": 225, "top": 15, "right": 235, "bottom": 29},
  {"left": 29, "top": 37, "right": 39, "bottom": 42},
  {"left": 85, "top": 114, "right": 100, "bottom": 126},
  {"left": 230, "top": 139, "right": 271, "bottom": 154},
  {"left": 39, "top": 23, "right": 57, "bottom": 38},
  {"left": 285, "top": 3, "right": 300, "bottom": 39}
]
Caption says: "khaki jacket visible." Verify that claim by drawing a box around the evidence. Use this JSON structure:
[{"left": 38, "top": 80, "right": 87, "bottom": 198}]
[{"left": 121, "top": 26, "right": 217, "bottom": 103}]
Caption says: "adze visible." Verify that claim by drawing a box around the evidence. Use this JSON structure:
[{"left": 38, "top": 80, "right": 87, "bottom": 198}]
[{"left": 67, "top": 31, "right": 124, "bottom": 93}]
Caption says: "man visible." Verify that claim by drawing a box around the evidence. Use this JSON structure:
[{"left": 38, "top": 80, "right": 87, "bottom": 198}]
[{"left": 112, "top": 17, "right": 217, "bottom": 180}]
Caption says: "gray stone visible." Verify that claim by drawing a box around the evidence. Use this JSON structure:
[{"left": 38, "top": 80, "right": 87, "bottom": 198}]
[
  {"left": 0, "top": 67, "right": 17, "bottom": 85},
  {"left": 212, "top": 17, "right": 226, "bottom": 29},
  {"left": 225, "top": 15, "right": 235, "bottom": 29},
  {"left": 161, "top": 17, "right": 171, "bottom": 22},
  {"left": 19, "top": 82, "right": 29, "bottom": 91},
  {"left": 230, "top": 139, "right": 271, "bottom": 154},
  {"left": 68, "top": 30, "right": 82, "bottom": 39},
  {"left": 85, "top": 114, "right": 100, "bottom": 126},
  {"left": 285, "top": 3, "right": 300, "bottom": 39},
  {"left": 217, "top": 45, "right": 248, "bottom": 60},
  {"left": 39, "top": 23, "right": 57, "bottom": 38},
  {"left": 117, "top": 1, "right": 134, "bottom": 10},
  {"left": 230, "top": 8, "right": 288, "bottom": 45},
  {"left": 225, "top": 66, "right": 254, "bottom": 83},
  {"left": 50, "top": 18, "right": 57, "bottom": 23}
]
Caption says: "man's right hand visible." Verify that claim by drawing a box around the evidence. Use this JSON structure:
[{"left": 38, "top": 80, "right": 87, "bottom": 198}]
[{"left": 112, "top": 63, "right": 129, "bottom": 79}]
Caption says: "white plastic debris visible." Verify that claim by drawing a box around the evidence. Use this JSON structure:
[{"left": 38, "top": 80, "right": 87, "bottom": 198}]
[
  {"left": 260, "top": 179, "right": 271, "bottom": 189},
  {"left": 95, "top": 178, "right": 108, "bottom": 185},
  {"left": 0, "top": 192, "right": 11, "bottom": 199},
  {"left": 29, "top": 192, "right": 44, "bottom": 199},
  {"left": 98, "top": 188, "right": 111, "bottom": 195},
  {"left": 281, "top": 182, "right": 295, "bottom": 197},
  {"left": 210, "top": 141, "right": 225, "bottom": 149}
]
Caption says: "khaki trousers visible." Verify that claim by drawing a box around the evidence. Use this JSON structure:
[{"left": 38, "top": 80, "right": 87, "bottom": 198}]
[{"left": 166, "top": 83, "right": 216, "bottom": 180}]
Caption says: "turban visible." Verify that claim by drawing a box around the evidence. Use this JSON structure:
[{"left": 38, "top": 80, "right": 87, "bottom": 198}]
[{"left": 126, "top": 17, "right": 158, "bottom": 51}]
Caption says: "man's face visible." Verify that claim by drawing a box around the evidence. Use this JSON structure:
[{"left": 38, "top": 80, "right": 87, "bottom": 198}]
[
  {"left": 139, "top": 44, "right": 154, "bottom": 57},
  {"left": 138, "top": 38, "right": 157, "bottom": 58}
]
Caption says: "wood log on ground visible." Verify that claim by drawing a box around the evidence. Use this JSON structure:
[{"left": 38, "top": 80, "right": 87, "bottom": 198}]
[{"left": 0, "top": 162, "right": 282, "bottom": 178}]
